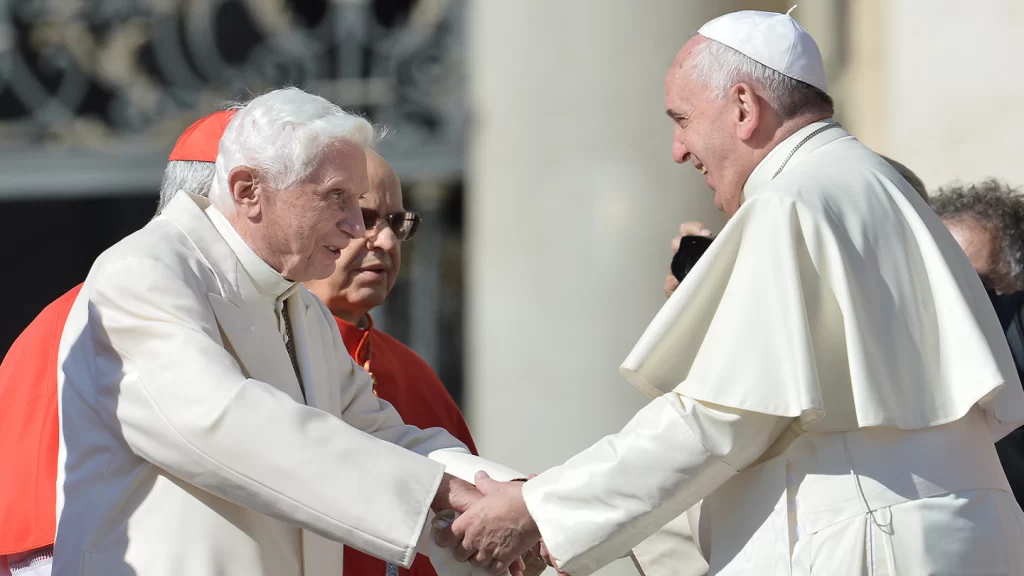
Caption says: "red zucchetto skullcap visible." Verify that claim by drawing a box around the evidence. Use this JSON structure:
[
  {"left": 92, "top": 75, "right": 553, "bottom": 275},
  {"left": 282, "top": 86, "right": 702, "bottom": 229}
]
[{"left": 167, "top": 109, "right": 237, "bottom": 162}]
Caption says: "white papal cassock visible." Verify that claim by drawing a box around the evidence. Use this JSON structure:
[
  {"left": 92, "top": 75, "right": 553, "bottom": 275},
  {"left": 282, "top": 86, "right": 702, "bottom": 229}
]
[
  {"left": 53, "top": 191, "right": 516, "bottom": 576},
  {"left": 522, "top": 121, "right": 1024, "bottom": 575}
]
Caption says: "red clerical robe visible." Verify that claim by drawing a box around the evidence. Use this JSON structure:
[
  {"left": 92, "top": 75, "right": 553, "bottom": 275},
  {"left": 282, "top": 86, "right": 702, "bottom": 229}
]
[
  {"left": 0, "top": 284, "right": 82, "bottom": 555},
  {"left": 336, "top": 315, "right": 477, "bottom": 576}
]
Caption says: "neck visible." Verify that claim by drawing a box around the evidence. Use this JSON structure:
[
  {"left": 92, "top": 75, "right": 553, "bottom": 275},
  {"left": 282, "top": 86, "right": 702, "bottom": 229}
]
[
  {"left": 222, "top": 209, "right": 288, "bottom": 279},
  {"left": 748, "top": 111, "right": 833, "bottom": 170},
  {"left": 335, "top": 309, "right": 369, "bottom": 328}
]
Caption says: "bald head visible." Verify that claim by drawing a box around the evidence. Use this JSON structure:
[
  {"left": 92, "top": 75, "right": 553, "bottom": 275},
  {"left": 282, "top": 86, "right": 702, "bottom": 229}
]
[{"left": 366, "top": 150, "right": 402, "bottom": 212}]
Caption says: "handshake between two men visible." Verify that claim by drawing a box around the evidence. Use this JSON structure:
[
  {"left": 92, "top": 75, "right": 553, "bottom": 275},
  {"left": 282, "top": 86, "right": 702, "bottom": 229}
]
[
  {"left": 50, "top": 9, "right": 1024, "bottom": 572},
  {"left": 433, "top": 471, "right": 563, "bottom": 576},
  {"left": 426, "top": 219, "right": 718, "bottom": 576}
]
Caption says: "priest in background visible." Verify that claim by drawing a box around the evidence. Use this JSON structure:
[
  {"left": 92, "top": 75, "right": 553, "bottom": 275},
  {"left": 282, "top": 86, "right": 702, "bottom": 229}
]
[{"left": 438, "top": 9, "right": 1024, "bottom": 575}]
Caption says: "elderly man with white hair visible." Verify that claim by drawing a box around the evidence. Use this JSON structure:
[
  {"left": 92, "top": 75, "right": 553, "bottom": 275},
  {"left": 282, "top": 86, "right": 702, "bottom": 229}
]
[
  {"left": 53, "top": 87, "right": 523, "bottom": 576},
  {"left": 437, "top": 9, "right": 1024, "bottom": 576}
]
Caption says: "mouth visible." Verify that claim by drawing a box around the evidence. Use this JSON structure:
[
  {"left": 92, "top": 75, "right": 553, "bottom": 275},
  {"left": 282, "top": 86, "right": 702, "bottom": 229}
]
[
  {"left": 693, "top": 159, "right": 708, "bottom": 176},
  {"left": 356, "top": 263, "right": 389, "bottom": 280}
]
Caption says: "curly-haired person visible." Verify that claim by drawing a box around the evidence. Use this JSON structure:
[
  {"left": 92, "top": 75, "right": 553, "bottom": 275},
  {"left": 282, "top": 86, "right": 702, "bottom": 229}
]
[
  {"left": 931, "top": 179, "right": 1024, "bottom": 514},
  {"left": 931, "top": 179, "right": 1024, "bottom": 294}
]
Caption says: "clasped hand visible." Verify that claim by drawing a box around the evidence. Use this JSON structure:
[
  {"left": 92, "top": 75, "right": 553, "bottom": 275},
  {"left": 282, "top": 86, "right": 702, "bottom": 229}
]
[{"left": 434, "top": 471, "right": 556, "bottom": 575}]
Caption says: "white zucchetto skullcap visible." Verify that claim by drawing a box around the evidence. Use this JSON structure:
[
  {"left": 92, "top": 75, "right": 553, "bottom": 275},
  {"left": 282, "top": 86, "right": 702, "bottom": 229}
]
[{"left": 697, "top": 6, "right": 827, "bottom": 93}]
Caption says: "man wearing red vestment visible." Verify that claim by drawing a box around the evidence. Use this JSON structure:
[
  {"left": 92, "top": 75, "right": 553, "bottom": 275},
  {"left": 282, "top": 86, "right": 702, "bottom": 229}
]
[
  {"left": 305, "top": 150, "right": 478, "bottom": 576},
  {"left": 0, "top": 110, "right": 234, "bottom": 576}
]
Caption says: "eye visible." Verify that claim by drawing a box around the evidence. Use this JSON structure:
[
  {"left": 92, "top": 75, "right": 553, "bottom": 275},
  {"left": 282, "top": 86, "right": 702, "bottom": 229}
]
[{"left": 331, "top": 191, "right": 342, "bottom": 200}]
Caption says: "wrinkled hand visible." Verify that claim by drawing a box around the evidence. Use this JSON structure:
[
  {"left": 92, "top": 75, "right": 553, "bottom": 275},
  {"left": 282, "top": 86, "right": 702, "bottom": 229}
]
[
  {"left": 664, "top": 221, "right": 712, "bottom": 298},
  {"left": 514, "top": 475, "right": 554, "bottom": 576},
  {"left": 435, "top": 471, "right": 541, "bottom": 575},
  {"left": 532, "top": 539, "right": 568, "bottom": 575},
  {"left": 432, "top": 473, "right": 483, "bottom": 514}
]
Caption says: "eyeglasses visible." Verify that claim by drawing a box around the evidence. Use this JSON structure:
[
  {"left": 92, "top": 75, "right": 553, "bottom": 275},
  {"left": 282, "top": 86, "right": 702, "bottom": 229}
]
[{"left": 361, "top": 208, "right": 421, "bottom": 241}]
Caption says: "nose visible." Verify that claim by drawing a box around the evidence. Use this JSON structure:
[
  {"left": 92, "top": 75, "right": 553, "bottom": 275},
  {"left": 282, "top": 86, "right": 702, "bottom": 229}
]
[
  {"left": 672, "top": 138, "right": 691, "bottom": 164},
  {"left": 367, "top": 224, "right": 398, "bottom": 252},
  {"left": 338, "top": 206, "right": 365, "bottom": 238}
]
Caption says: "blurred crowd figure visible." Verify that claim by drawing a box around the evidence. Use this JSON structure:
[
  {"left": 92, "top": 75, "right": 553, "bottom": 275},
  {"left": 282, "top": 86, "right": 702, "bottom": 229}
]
[
  {"left": 932, "top": 180, "right": 1024, "bottom": 295},
  {"left": 932, "top": 179, "right": 1024, "bottom": 509}
]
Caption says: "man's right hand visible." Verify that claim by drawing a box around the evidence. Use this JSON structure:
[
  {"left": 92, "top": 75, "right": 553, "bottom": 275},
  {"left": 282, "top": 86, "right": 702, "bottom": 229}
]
[{"left": 665, "top": 221, "right": 712, "bottom": 298}]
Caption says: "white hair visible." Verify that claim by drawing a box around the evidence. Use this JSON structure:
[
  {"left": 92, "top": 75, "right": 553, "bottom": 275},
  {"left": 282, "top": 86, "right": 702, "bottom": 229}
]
[
  {"left": 155, "top": 160, "right": 217, "bottom": 215},
  {"left": 689, "top": 38, "right": 833, "bottom": 119},
  {"left": 209, "top": 87, "right": 382, "bottom": 211}
]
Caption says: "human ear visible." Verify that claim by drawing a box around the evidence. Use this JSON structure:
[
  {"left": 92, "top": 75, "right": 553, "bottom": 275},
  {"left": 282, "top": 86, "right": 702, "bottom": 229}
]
[
  {"left": 731, "top": 82, "right": 760, "bottom": 141},
  {"left": 228, "top": 166, "right": 262, "bottom": 218}
]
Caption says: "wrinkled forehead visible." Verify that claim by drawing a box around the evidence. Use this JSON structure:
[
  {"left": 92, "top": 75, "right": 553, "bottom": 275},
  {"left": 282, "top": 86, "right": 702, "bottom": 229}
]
[
  {"left": 944, "top": 217, "right": 1001, "bottom": 255},
  {"left": 943, "top": 215, "right": 994, "bottom": 236},
  {"left": 665, "top": 35, "right": 707, "bottom": 105},
  {"left": 310, "top": 140, "right": 368, "bottom": 178}
]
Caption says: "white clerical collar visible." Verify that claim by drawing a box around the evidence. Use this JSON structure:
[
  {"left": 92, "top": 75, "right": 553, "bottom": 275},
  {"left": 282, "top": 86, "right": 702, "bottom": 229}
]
[
  {"left": 742, "top": 119, "right": 840, "bottom": 201},
  {"left": 205, "top": 204, "right": 296, "bottom": 301}
]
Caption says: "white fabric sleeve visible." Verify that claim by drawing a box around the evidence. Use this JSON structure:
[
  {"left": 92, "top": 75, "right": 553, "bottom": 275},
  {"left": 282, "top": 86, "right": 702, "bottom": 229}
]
[
  {"left": 426, "top": 449, "right": 527, "bottom": 483},
  {"left": 418, "top": 511, "right": 493, "bottom": 576},
  {"left": 75, "top": 257, "right": 449, "bottom": 568},
  {"left": 521, "top": 393, "right": 792, "bottom": 576},
  {"left": 629, "top": 502, "right": 707, "bottom": 576},
  {"left": 419, "top": 452, "right": 529, "bottom": 575}
]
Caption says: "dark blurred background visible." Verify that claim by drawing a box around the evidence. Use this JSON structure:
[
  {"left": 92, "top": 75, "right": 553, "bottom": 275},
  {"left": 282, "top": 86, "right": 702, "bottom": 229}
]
[{"left": 0, "top": 0, "right": 467, "bottom": 403}]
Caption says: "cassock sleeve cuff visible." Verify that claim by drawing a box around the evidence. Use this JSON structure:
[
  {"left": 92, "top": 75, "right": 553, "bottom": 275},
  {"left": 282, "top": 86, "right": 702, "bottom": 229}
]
[
  {"left": 427, "top": 448, "right": 527, "bottom": 484},
  {"left": 521, "top": 396, "right": 738, "bottom": 575}
]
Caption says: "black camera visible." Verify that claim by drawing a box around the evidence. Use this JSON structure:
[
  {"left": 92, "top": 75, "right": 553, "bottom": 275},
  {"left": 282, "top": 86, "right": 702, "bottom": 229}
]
[{"left": 670, "top": 235, "right": 713, "bottom": 282}]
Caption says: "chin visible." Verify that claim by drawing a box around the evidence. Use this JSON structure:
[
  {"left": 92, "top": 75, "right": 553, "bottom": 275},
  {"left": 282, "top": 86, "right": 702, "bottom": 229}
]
[
  {"left": 357, "top": 296, "right": 387, "bottom": 312},
  {"left": 355, "top": 283, "right": 388, "bottom": 300},
  {"left": 715, "top": 188, "right": 743, "bottom": 217},
  {"left": 306, "top": 262, "right": 337, "bottom": 282}
]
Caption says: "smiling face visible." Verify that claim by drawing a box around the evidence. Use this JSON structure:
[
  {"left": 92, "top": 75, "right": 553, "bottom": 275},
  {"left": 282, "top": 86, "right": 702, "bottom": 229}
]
[
  {"left": 664, "top": 36, "right": 765, "bottom": 217},
  {"left": 226, "top": 141, "right": 369, "bottom": 283},
  {"left": 304, "top": 150, "right": 405, "bottom": 324}
]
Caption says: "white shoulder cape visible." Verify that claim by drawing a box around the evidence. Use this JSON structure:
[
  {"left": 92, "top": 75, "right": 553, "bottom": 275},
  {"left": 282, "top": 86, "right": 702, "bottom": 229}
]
[{"left": 621, "top": 122, "right": 1024, "bottom": 436}]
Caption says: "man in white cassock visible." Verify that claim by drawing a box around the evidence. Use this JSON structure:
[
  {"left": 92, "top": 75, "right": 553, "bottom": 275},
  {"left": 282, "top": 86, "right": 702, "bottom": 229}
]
[
  {"left": 53, "top": 87, "right": 527, "bottom": 576},
  {"left": 437, "top": 9, "right": 1024, "bottom": 576}
]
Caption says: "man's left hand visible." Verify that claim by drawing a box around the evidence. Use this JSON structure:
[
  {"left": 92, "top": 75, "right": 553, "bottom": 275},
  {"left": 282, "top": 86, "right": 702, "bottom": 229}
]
[
  {"left": 432, "top": 473, "right": 483, "bottom": 514},
  {"left": 437, "top": 471, "right": 542, "bottom": 575},
  {"left": 665, "top": 221, "right": 712, "bottom": 298}
]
